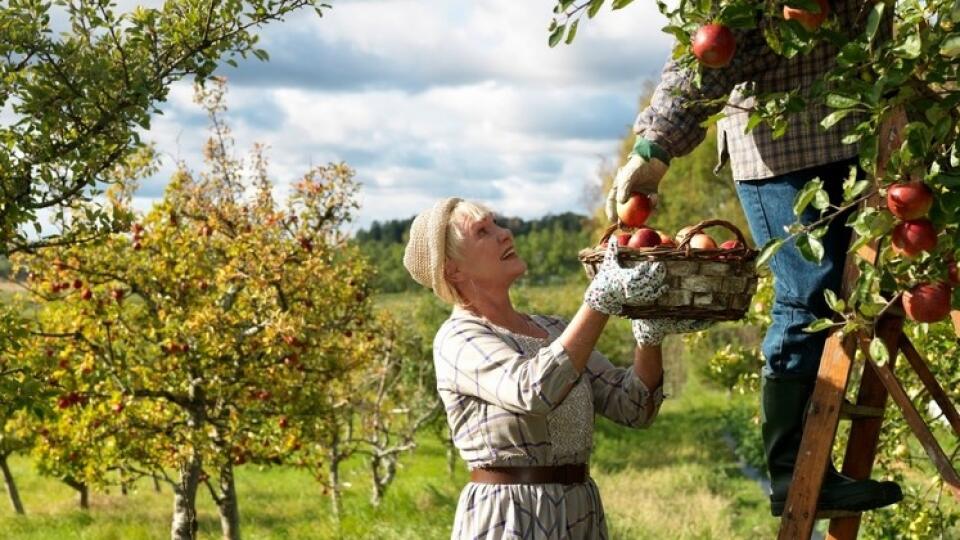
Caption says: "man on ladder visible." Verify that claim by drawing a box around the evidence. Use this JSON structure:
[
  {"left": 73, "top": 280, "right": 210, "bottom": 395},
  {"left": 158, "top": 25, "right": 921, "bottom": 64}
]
[{"left": 606, "top": 0, "right": 903, "bottom": 516}]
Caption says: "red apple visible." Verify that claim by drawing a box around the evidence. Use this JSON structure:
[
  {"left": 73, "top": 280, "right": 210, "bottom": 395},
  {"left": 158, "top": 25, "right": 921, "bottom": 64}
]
[
  {"left": 616, "top": 193, "right": 652, "bottom": 228},
  {"left": 783, "top": 0, "right": 830, "bottom": 31},
  {"left": 720, "top": 240, "right": 743, "bottom": 250},
  {"left": 278, "top": 416, "right": 289, "bottom": 429},
  {"left": 657, "top": 231, "right": 676, "bottom": 247},
  {"left": 891, "top": 219, "right": 937, "bottom": 257},
  {"left": 902, "top": 282, "right": 953, "bottom": 323},
  {"left": 80, "top": 288, "right": 93, "bottom": 301},
  {"left": 72, "top": 279, "right": 82, "bottom": 289},
  {"left": 689, "top": 233, "right": 718, "bottom": 250},
  {"left": 112, "top": 402, "right": 125, "bottom": 413},
  {"left": 111, "top": 288, "right": 125, "bottom": 302},
  {"left": 949, "top": 261, "right": 959, "bottom": 286},
  {"left": 692, "top": 24, "right": 736, "bottom": 69},
  {"left": 628, "top": 227, "right": 662, "bottom": 248},
  {"left": 887, "top": 182, "right": 934, "bottom": 220},
  {"left": 606, "top": 233, "right": 631, "bottom": 247}
]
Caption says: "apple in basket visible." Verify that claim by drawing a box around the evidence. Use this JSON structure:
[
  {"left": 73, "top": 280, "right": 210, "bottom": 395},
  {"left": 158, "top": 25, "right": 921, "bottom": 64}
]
[
  {"left": 658, "top": 231, "right": 677, "bottom": 248},
  {"left": 617, "top": 193, "right": 652, "bottom": 228},
  {"left": 628, "top": 227, "right": 661, "bottom": 249},
  {"left": 720, "top": 240, "right": 743, "bottom": 250},
  {"left": 677, "top": 226, "right": 717, "bottom": 250}
]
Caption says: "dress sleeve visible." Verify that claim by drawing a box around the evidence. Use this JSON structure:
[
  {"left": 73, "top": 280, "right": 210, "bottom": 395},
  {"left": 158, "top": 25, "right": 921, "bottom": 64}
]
[
  {"left": 584, "top": 349, "right": 664, "bottom": 428},
  {"left": 433, "top": 317, "right": 581, "bottom": 416},
  {"left": 634, "top": 28, "right": 781, "bottom": 159},
  {"left": 538, "top": 315, "right": 663, "bottom": 428}
]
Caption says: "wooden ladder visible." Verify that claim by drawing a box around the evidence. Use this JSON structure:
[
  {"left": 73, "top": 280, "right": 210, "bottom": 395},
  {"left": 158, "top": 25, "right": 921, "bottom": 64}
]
[{"left": 776, "top": 110, "right": 960, "bottom": 539}]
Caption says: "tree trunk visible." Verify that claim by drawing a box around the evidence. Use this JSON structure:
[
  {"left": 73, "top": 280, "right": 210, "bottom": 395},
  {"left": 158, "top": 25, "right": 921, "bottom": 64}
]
[
  {"left": 171, "top": 455, "right": 202, "bottom": 540},
  {"left": 0, "top": 454, "right": 25, "bottom": 515},
  {"left": 154, "top": 474, "right": 162, "bottom": 493},
  {"left": 217, "top": 463, "right": 241, "bottom": 540},
  {"left": 328, "top": 456, "right": 342, "bottom": 523},
  {"left": 370, "top": 455, "right": 383, "bottom": 507},
  {"left": 63, "top": 477, "right": 89, "bottom": 510}
]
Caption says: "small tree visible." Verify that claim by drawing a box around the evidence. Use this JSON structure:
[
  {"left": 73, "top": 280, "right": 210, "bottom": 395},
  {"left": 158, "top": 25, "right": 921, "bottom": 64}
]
[{"left": 13, "top": 78, "right": 374, "bottom": 540}]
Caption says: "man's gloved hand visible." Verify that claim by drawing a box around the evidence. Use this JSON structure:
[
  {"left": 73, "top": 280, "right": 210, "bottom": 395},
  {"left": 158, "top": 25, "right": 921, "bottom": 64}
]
[
  {"left": 605, "top": 139, "right": 671, "bottom": 223},
  {"left": 585, "top": 241, "right": 667, "bottom": 315},
  {"left": 632, "top": 318, "right": 713, "bottom": 346}
]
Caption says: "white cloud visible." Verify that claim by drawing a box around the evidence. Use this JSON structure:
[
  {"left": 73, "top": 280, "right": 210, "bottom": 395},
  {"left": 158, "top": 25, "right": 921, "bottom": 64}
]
[{"left": 130, "top": 0, "right": 676, "bottom": 230}]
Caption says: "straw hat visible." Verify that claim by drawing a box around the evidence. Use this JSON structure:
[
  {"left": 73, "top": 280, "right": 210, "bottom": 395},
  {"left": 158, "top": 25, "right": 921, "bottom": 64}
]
[{"left": 403, "top": 197, "right": 463, "bottom": 294}]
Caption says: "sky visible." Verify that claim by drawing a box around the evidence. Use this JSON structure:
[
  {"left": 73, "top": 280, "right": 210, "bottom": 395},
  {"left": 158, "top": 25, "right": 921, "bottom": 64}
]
[{"left": 135, "top": 0, "right": 674, "bottom": 231}]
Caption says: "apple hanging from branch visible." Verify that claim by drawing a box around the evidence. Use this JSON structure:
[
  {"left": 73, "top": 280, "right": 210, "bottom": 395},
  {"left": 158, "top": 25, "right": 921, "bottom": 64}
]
[
  {"left": 783, "top": 0, "right": 830, "bottom": 32},
  {"left": 692, "top": 23, "right": 736, "bottom": 69}
]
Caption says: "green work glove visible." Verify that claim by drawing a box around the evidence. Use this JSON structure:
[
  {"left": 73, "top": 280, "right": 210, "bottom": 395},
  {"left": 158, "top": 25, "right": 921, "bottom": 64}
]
[{"left": 605, "top": 139, "right": 671, "bottom": 223}]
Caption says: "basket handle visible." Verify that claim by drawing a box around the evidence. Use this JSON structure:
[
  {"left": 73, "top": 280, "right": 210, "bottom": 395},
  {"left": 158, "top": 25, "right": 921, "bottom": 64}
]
[
  {"left": 675, "top": 219, "right": 750, "bottom": 252},
  {"left": 598, "top": 223, "right": 620, "bottom": 246}
]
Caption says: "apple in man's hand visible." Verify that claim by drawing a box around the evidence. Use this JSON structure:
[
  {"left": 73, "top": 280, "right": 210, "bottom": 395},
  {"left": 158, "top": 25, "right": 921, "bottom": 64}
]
[
  {"left": 783, "top": 0, "right": 830, "bottom": 31},
  {"left": 616, "top": 193, "right": 652, "bottom": 228}
]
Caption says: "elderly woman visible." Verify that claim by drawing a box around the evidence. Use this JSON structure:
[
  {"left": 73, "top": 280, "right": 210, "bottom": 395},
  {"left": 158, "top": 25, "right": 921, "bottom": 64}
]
[{"left": 403, "top": 198, "right": 706, "bottom": 539}]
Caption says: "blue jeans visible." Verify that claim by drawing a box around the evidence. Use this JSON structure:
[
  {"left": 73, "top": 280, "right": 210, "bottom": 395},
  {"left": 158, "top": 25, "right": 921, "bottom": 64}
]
[{"left": 735, "top": 159, "right": 858, "bottom": 379}]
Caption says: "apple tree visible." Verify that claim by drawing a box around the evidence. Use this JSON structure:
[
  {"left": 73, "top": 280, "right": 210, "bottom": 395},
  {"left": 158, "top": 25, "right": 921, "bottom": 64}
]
[
  {"left": 0, "top": 0, "right": 331, "bottom": 256},
  {"left": 11, "top": 78, "right": 378, "bottom": 540},
  {"left": 551, "top": 0, "right": 960, "bottom": 533}
]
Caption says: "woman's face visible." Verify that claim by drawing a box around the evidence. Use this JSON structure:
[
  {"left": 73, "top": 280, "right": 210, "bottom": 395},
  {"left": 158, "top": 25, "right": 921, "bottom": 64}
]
[{"left": 449, "top": 212, "right": 526, "bottom": 288}]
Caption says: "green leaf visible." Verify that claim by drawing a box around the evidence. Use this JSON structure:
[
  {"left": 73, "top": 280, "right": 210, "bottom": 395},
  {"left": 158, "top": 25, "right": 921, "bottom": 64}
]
[
  {"left": 824, "top": 289, "right": 841, "bottom": 312},
  {"left": 812, "top": 188, "right": 830, "bottom": 211},
  {"left": 565, "top": 19, "right": 579, "bottom": 44},
  {"left": 869, "top": 337, "right": 889, "bottom": 364},
  {"left": 843, "top": 180, "right": 871, "bottom": 202},
  {"left": 796, "top": 233, "right": 824, "bottom": 263},
  {"left": 826, "top": 94, "right": 861, "bottom": 109},
  {"left": 821, "top": 110, "right": 851, "bottom": 130},
  {"left": 548, "top": 25, "right": 565, "bottom": 47},
  {"left": 756, "top": 238, "right": 785, "bottom": 268},
  {"left": 793, "top": 178, "right": 823, "bottom": 217},
  {"left": 587, "top": 0, "right": 604, "bottom": 18},
  {"left": 865, "top": 2, "right": 884, "bottom": 43},
  {"left": 941, "top": 34, "right": 960, "bottom": 58},
  {"left": 804, "top": 318, "right": 836, "bottom": 333},
  {"left": 700, "top": 111, "right": 727, "bottom": 128},
  {"left": 744, "top": 113, "right": 763, "bottom": 134},
  {"left": 611, "top": 0, "right": 635, "bottom": 9},
  {"left": 894, "top": 34, "right": 922, "bottom": 58}
]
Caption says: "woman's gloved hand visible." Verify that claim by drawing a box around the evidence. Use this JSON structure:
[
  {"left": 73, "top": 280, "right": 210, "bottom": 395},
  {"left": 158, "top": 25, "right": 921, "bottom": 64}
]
[
  {"left": 584, "top": 241, "right": 667, "bottom": 315},
  {"left": 632, "top": 318, "right": 713, "bottom": 346}
]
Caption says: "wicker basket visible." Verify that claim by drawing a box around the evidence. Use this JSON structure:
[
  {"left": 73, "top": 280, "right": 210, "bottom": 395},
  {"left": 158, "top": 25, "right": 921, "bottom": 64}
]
[{"left": 578, "top": 220, "right": 759, "bottom": 321}]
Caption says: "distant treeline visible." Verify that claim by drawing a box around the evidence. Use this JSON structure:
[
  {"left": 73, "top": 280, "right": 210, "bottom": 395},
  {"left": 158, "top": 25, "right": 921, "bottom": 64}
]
[{"left": 355, "top": 212, "right": 593, "bottom": 293}]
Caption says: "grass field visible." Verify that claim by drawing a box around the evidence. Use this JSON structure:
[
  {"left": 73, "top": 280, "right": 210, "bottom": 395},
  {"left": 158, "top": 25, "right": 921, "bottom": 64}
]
[
  {"left": 0, "top": 284, "right": 945, "bottom": 539},
  {"left": 0, "top": 370, "right": 783, "bottom": 539}
]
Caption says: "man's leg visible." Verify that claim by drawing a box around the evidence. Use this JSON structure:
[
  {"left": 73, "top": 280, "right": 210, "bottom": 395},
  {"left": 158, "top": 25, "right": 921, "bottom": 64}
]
[{"left": 735, "top": 159, "right": 902, "bottom": 516}]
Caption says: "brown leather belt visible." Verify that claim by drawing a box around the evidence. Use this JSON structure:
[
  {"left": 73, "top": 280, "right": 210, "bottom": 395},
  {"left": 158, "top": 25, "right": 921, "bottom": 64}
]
[{"left": 470, "top": 464, "right": 588, "bottom": 485}]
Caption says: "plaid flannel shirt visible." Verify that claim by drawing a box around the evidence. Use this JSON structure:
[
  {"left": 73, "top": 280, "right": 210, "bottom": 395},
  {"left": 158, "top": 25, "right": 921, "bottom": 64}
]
[
  {"left": 434, "top": 306, "right": 662, "bottom": 468},
  {"left": 634, "top": 0, "right": 873, "bottom": 181}
]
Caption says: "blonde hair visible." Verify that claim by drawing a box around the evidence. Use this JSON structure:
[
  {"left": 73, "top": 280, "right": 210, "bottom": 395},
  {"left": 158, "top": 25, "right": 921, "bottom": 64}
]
[{"left": 435, "top": 200, "right": 491, "bottom": 306}]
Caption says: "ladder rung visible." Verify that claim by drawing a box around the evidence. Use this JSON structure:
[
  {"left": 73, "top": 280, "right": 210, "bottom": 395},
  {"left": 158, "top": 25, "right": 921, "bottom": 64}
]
[
  {"left": 816, "top": 509, "right": 861, "bottom": 519},
  {"left": 840, "top": 401, "right": 885, "bottom": 420}
]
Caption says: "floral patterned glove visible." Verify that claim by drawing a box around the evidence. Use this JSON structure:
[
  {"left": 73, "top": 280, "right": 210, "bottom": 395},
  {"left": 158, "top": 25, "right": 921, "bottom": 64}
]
[
  {"left": 584, "top": 241, "right": 667, "bottom": 315},
  {"left": 632, "top": 318, "right": 713, "bottom": 346}
]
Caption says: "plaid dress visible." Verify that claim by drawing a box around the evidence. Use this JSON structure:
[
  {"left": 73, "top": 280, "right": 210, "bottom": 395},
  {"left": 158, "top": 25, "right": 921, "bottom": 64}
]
[
  {"left": 435, "top": 306, "right": 664, "bottom": 539},
  {"left": 634, "top": 0, "right": 876, "bottom": 181}
]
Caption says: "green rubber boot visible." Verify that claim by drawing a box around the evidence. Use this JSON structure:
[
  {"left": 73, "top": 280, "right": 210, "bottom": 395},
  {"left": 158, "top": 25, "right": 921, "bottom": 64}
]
[{"left": 761, "top": 375, "right": 903, "bottom": 517}]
